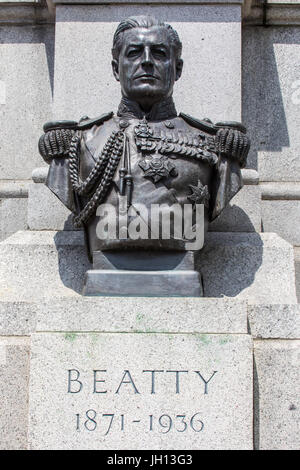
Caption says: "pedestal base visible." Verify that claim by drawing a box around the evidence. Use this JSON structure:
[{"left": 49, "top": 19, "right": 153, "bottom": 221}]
[
  {"left": 83, "top": 269, "right": 203, "bottom": 297},
  {"left": 83, "top": 250, "right": 203, "bottom": 297},
  {"left": 28, "top": 331, "right": 253, "bottom": 450}
]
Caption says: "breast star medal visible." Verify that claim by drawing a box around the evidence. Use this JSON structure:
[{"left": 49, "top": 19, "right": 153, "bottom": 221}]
[
  {"left": 139, "top": 154, "right": 178, "bottom": 183},
  {"left": 188, "top": 180, "right": 210, "bottom": 208}
]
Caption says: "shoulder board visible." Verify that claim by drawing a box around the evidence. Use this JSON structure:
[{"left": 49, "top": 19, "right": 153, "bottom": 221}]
[
  {"left": 43, "top": 120, "right": 78, "bottom": 133},
  {"left": 179, "top": 113, "right": 217, "bottom": 135},
  {"left": 180, "top": 113, "right": 247, "bottom": 135},
  {"left": 215, "top": 121, "right": 247, "bottom": 134},
  {"left": 43, "top": 112, "right": 114, "bottom": 133},
  {"left": 77, "top": 112, "right": 114, "bottom": 130}
]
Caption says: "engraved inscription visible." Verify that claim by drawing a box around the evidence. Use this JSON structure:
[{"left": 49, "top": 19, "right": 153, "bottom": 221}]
[
  {"left": 66, "top": 367, "right": 217, "bottom": 436},
  {"left": 74, "top": 411, "right": 204, "bottom": 435},
  {"left": 67, "top": 368, "right": 218, "bottom": 395}
]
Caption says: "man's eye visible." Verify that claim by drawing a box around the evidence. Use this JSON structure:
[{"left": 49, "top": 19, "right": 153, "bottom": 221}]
[
  {"left": 152, "top": 49, "right": 167, "bottom": 58},
  {"left": 127, "top": 49, "right": 140, "bottom": 58}
]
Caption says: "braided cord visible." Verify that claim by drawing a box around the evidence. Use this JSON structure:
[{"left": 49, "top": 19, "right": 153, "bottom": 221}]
[
  {"left": 73, "top": 131, "right": 124, "bottom": 227},
  {"left": 69, "top": 130, "right": 120, "bottom": 196}
]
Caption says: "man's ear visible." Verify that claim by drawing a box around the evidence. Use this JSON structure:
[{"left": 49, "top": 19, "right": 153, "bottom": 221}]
[
  {"left": 112, "top": 59, "right": 120, "bottom": 82},
  {"left": 175, "top": 59, "right": 183, "bottom": 81}
]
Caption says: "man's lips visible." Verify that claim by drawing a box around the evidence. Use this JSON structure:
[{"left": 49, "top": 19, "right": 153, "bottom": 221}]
[{"left": 134, "top": 74, "right": 159, "bottom": 80}]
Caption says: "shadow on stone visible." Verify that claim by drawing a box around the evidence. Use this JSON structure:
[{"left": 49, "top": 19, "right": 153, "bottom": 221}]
[
  {"left": 242, "top": 29, "right": 298, "bottom": 170},
  {"left": 209, "top": 203, "right": 258, "bottom": 233},
  {"left": 253, "top": 355, "right": 260, "bottom": 450},
  {"left": 53, "top": 222, "right": 92, "bottom": 295},
  {"left": 53, "top": 206, "right": 262, "bottom": 298},
  {"left": 198, "top": 207, "right": 263, "bottom": 297},
  {"left": 62, "top": 213, "right": 77, "bottom": 231},
  {"left": 294, "top": 249, "right": 300, "bottom": 303}
]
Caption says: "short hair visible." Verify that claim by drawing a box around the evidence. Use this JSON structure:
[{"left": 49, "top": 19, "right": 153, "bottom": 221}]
[{"left": 112, "top": 15, "right": 182, "bottom": 61}]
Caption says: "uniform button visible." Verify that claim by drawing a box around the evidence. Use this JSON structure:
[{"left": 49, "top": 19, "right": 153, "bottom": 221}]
[{"left": 119, "top": 119, "right": 129, "bottom": 129}]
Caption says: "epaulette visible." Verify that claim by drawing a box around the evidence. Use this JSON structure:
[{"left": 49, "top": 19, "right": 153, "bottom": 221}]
[
  {"left": 77, "top": 112, "right": 114, "bottom": 130},
  {"left": 43, "top": 112, "right": 114, "bottom": 133},
  {"left": 179, "top": 112, "right": 247, "bottom": 135}
]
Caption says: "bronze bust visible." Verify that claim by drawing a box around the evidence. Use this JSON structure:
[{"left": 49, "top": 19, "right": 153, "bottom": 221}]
[{"left": 38, "top": 16, "right": 250, "bottom": 296}]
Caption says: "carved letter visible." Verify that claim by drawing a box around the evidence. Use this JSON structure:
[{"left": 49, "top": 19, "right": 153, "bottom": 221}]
[
  {"left": 142, "top": 370, "right": 164, "bottom": 394},
  {"left": 194, "top": 370, "right": 217, "bottom": 394},
  {"left": 67, "top": 369, "right": 83, "bottom": 393},
  {"left": 93, "top": 370, "right": 107, "bottom": 394},
  {"left": 166, "top": 370, "right": 188, "bottom": 394},
  {"left": 115, "top": 370, "right": 140, "bottom": 394}
]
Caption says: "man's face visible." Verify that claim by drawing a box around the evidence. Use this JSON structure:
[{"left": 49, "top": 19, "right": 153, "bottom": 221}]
[{"left": 112, "top": 26, "right": 183, "bottom": 107}]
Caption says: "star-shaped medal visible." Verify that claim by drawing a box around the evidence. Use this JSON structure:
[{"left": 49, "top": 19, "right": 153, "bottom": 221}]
[
  {"left": 139, "top": 155, "right": 178, "bottom": 183},
  {"left": 188, "top": 180, "right": 210, "bottom": 208}
]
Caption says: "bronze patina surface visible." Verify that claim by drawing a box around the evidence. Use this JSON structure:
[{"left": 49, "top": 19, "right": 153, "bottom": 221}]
[{"left": 38, "top": 16, "right": 250, "bottom": 295}]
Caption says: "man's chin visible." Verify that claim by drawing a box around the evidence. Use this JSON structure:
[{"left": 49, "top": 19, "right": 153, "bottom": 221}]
[{"left": 129, "top": 85, "right": 166, "bottom": 100}]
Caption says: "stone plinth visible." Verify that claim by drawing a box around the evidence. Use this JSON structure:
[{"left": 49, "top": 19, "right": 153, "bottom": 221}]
[
  {"left": 0, "top": 297, "right": 247, "bottom": 336},
  {"left": 0, "top": 230, "right": 297, "bottom": 303},
  {"left": 28, "top": 332, "right": 253, "bottom": 450}
]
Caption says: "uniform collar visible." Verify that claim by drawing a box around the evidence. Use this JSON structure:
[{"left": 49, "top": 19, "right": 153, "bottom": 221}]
[{"left": 117, "top": 96, "right": 177, "bottom": 121}]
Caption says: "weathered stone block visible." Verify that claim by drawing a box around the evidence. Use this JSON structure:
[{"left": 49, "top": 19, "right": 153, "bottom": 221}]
[
  {"left": 0, "top": 198, "right": 28, "bottom": 241},
  {"left": 37, "top": 297, "right": 247, "bottom": 334},
  {"left": 28, "top": 332, "right": 253, "bottom": 450},
  {"left": 248, "top": 304, "right": 300, "bottom": 338},
  {"left": 261, "top": 199, "right": 300, "bottom": 246},
  {"left": 0, "top": 297, "right": 247, "bottom": 336},
  {"left": 254, "top": 340, "right": 300, "bottom": 450},
  {"left": 0, "top": 26, "right": 54, "bottom": 180},
  {"left": 209, "top": 184, "right": 261, "bottom": 232},
  {"left": 198, "top": 232, "right": 297, "bottom": 303},
  {"left": 0, "top": 337, "right": 30, "bottom": 450},
  {"left": 0, "top": 302, "right": 37, "bottom": 336},
  {"left": 0, "top": 230, "right": 90, "bottom": 301},
  {"left": 27, "top": 183, "right": 74, "bottom": 230},
  {"left": 0, "top": 180, "right": 29, "bottom": 198}
]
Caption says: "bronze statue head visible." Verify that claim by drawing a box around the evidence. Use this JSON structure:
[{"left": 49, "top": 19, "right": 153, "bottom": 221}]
[{"left": 111, "top": 16, "right": 183, "bottom": 112}]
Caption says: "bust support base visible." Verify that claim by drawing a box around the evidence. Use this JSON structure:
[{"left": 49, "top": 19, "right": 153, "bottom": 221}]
[{"left": 82, "top": 250, "right": 203, "bottom": 297}]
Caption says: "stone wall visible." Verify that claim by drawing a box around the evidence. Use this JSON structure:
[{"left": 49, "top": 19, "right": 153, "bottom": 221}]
[
  {"left": 243, "top": 0, "right": 300, "bottom": 299},
  {"left": 0, "top": 0, "right": 53, "bottom": 239}
]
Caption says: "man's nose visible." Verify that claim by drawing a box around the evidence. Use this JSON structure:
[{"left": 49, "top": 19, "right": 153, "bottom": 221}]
[{"left": 141, "top": 47, "right": 153, "bottom": 66}]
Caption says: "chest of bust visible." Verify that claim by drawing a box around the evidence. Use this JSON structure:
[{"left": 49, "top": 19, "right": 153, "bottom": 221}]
[{"left": 80, "top": 117, "right": 217, "bottom": 207}]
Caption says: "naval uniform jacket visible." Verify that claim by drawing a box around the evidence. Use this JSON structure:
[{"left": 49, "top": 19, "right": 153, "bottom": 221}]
[{"left": 40, "top": 97, "right": 248, "bottom": 259}]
